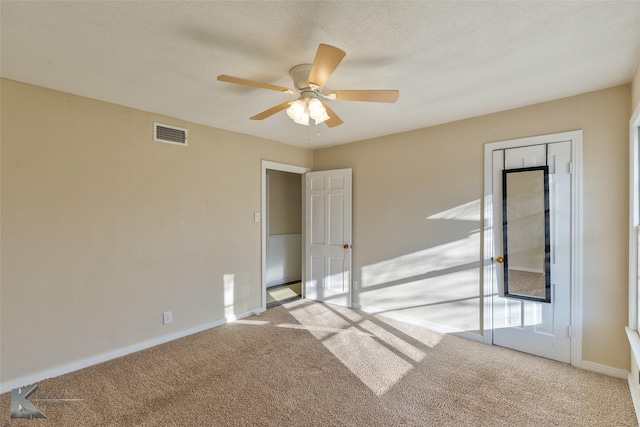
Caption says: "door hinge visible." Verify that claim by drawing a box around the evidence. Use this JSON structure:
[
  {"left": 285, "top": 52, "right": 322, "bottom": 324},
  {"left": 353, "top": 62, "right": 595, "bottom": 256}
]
[
  {"left": 568, "top": 326, "right": 573, "bottom": 338},
  {"left": 569, "top": 162, "right": 574, "bottom": 174}
]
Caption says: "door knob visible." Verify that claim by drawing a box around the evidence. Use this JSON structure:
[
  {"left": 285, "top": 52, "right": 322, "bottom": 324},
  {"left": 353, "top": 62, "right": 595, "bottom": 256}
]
[
  {"left": 343, "top": 244, "right": 350, "bottom": 249},
  {"left": 495, "top": 256, "right": 504, "bottom": 263}
]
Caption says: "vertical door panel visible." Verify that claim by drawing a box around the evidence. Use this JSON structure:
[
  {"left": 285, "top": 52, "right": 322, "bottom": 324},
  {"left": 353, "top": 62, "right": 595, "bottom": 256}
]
[
  {"left": 328, "top": 256, "right": 346, "bottom": 291},
  {"left": 310, "top": 255, "right": 325, "bottom": 290},
  {"left": 310, "top": 195, "right": 325, "bottom": 245},
  {"left": 329, "top": 194, "right": 344, "bottom": 245}
]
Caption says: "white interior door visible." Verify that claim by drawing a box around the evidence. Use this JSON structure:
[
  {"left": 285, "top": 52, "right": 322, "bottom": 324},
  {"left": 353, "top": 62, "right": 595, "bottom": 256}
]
[
  {"left": 304, "top": 169, "right": 352, "bottom": 307},
  {"left": 492, "top": 142, "right": 572, "bottom": 363}
]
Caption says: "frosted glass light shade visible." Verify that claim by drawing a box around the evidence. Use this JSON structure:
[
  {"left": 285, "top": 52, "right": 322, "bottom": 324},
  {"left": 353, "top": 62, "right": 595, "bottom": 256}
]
[
  {"left": 294, "top": 110, "right": 309, "bottom": 125},
  {"left": 313, "top": 111, "right": 330, "bottom": 124},
  {"left": 287, "top": 100, "right": 306, "bottom": 121},
  {"left": 307, "top": 98, "right": 324, "bottom": 117},
  {"left": 288, "top": 98, "right": 327, "bottom": 126}
]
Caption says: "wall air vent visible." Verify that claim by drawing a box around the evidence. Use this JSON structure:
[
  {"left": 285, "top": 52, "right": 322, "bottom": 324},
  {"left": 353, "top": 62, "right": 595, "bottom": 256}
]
[{"left": 154, "top": 122, "right": 188, "bottom": 146}]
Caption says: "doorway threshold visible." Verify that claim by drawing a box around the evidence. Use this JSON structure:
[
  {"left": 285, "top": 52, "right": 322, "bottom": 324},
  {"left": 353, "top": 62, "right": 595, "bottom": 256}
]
[{"left": 267, "top": 281, "right": 302, "bottom": 309}]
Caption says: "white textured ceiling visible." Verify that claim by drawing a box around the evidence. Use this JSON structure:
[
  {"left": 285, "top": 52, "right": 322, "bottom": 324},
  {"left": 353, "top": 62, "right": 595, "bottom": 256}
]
[{"left": 2, "top": 1, "right": 640, "bottom": 148}]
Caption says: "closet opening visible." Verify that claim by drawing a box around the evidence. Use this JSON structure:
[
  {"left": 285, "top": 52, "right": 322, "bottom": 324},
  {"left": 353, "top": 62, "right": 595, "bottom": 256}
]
[{"left": 265, "top": 169, "right": 303, "bottom": 308}]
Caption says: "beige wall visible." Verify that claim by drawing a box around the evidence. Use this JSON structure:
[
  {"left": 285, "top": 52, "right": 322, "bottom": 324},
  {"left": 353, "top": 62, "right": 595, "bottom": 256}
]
[
  {"left": 0, "top": 79, "right": 313, "bottom": 383},
  {"left": 314, "top": 85, "right": 631, "bottom": 370},
  {"left": 267, "top": 170, "right": 302, "bottom": 235},
  {"left": 632, "top": 60, "right": 640, "bottom": 113}
]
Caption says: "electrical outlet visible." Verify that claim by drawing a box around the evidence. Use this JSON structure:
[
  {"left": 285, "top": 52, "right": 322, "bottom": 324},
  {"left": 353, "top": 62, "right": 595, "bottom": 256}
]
[
  {"left": 163, "top": 311, "right": 172, "bottom": 325},
  {"left": 353, "top": 280, "right": 358, "bottom": 290}
]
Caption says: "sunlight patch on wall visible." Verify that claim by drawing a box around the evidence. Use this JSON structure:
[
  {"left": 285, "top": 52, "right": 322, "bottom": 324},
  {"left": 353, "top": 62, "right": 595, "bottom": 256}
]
[
  {"left": 426, "top": 198, "right": 481, "bottom": 221},
  {"left": 359, "top": 199, "right": 483, "bottom": 333},
  {"left": 223, "top": 274, "right": 235, "bottom": 318},
  {"left": 361, "top": 232, "right": 480, "bottom": 288}
]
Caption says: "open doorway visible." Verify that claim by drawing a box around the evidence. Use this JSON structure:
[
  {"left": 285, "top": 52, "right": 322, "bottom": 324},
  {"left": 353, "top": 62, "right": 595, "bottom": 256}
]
[
  {"left": 260, "top": 161, "right": 353, "bottom": 310},
  {"left": 261, "top": 161, "right": 310, "bottom": 310},
  {"left": 266, "top": 169, "right": 303, "bottom": 307}
]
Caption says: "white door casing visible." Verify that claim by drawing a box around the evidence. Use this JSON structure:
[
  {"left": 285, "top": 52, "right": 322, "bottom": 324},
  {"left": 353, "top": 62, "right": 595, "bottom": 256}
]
[
  {"left": 261, "top": 161, "right": 310, "bottom": 311},
  {"left": 483, "top": 130, "right": 583, "bottom": 367},
  {"left": 305, "top": 169, "right": 353, "bottom": 307}
]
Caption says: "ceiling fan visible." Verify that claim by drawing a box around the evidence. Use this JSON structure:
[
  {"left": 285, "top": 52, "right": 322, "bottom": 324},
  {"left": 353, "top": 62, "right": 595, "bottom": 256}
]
[{"left": 217, "top": 44, "right": 399, "bottom": 128}]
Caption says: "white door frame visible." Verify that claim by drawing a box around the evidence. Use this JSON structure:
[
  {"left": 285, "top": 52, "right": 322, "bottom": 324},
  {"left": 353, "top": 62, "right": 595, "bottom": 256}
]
[
  {"left": 629, "top": 106, "right": 640, "bottom": 332},
  {"left": 626, "top": 106, "right": 640, "bottom": 372},
  {"left": 261, "top": 160, "right": 311, "bottom": 311},
  {"left": 482, "top": 130, "right": 584, "bottom": 367}
]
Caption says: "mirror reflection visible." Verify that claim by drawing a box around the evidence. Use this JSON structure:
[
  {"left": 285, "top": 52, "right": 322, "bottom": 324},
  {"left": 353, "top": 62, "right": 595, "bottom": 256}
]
[{"left": 502, "top": 166, "right": 550, "bottom": 303}]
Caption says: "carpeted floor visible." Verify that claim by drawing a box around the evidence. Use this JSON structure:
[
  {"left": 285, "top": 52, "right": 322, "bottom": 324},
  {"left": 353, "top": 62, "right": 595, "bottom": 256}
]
[
  {"left": 508, "top": 269, "right": 546, "bottom": 298},
  {"left": 0, "top": 299, "right": 636, "bottom": 426}
]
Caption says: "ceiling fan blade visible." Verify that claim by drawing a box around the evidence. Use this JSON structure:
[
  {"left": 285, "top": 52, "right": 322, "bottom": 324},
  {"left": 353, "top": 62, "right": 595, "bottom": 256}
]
[
  {"left": 307, "top": 44, "right": 346, "bottom": 90},
  {"left": 327, "top": 90, "right": 399, "bottom": 103},
  {"left": 322, "top": 103, "right": 344, "bottom": 128},
  {"left": 250, "top": 101, "right": 292, "bottom": 120},
  {"left": 217, "top": 75, "right": 292, "bottom": 93}
]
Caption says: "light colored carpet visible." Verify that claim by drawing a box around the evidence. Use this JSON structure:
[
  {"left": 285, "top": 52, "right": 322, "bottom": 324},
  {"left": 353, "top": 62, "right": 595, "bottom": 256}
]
[
  {"left": 0, "top": 299, "right": 636, "bottom": 426},
  {"left": 508, "top": 269, "right": 546, "bottom": 298}
]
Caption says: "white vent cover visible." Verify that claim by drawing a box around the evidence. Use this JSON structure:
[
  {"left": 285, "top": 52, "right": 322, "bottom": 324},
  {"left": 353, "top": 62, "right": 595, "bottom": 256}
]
[{"left": 154, "top": 122, "right": 188, "bottom": 146}]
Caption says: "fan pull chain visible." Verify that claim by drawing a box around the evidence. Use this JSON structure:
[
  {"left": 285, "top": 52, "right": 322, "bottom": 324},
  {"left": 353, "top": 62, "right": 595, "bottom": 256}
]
[{"left": 306, "top": 124, "right": 322, "bottom": 146}]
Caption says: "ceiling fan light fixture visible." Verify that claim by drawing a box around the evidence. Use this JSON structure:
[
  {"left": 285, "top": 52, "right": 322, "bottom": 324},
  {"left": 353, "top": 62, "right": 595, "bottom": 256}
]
[
  {"left": 288, "top": 98, "right": 324, "bottom": 126},
  {"left": 307, "top": 98, "right": 330, "bottom": 125},
  {"left": 313, "top": 113, "right": 330, "bottom": 125},
  {"left": 307, "top": 98, "right": 324, "bottom": 116},
  {"left": 286, "top": 99, "right": 306, "bottom": 121},
  {"left": 288, "top": 101, "right": 309, "bottom": 125},
  {"left": 218, "top": 43, "right": 399, "bottom": 129},
  {"left": 294, "top": 115, "right": 310, "bottom": 126}
]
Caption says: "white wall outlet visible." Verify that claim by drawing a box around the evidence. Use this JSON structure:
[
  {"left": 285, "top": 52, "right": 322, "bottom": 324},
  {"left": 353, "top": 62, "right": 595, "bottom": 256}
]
[
  {"left": 353, "top": 280, "right": 358, "bottom": 290},
  {"left": 163, "top": 311, "right": 172, "bottom": 325},
  {"left": 254, "top": 212, "right": 260, "bottom": 222}
]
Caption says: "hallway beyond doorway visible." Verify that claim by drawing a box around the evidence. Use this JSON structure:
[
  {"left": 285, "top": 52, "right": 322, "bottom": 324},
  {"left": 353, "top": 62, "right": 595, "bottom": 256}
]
[{"left": 267, "top": 281, "right": 302, "bottom": 308}]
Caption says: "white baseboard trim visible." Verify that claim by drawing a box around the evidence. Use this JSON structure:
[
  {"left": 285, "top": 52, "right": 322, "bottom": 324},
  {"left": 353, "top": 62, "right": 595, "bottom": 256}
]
[
  {"left": 0, "top": 307, "right": 264, "bottom": 394},
  {"left": 353, "top": 303, "right": 485, "bottom": 343},
  {"left": 580, "top": 360, "right": 628, "bottom": 379},
  {"left": 626, "top": 327, "right": 640, "bottom": 421},
  {"left": 628, "top": 372, "right": 640, "bottom": 420}
]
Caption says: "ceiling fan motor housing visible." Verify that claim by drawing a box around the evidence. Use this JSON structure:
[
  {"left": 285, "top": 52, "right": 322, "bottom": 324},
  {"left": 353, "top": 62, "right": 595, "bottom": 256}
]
[{"left": 289, "top": 64, "right": 314, "bottom": 91}]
